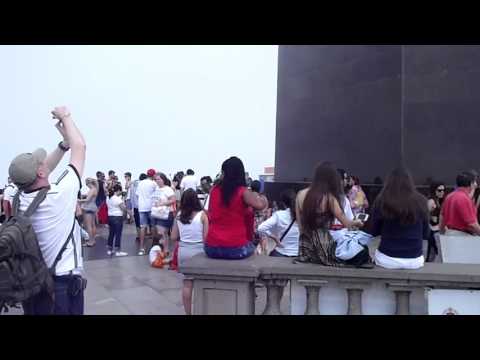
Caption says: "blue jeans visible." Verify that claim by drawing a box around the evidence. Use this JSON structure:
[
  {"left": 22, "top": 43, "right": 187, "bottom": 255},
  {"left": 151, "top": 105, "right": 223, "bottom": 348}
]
[
  {"left": 22, "top": 275, "right": 85, "bottom": 315},
  {"left": 108, "top": 216, "right": 124, "bottom": 249},
  {"left": 204, "top": 242, "right": 255, "bottom": 260}
]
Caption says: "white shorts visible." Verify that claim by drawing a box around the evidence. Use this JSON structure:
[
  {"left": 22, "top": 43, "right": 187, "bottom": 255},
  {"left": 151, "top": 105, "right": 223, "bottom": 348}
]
[{"left": 374, "top": 249, "right": 424, "bottom": 270}]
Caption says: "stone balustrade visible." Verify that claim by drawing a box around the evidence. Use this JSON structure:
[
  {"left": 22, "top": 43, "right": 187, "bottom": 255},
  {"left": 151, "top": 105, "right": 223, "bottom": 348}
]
[{"left": 180, "top": 254, "right": 480, "bottom": 315}]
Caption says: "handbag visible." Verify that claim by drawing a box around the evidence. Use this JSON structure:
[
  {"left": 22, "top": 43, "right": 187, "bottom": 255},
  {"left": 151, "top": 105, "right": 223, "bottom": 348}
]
[
  {"left": 342, "top": 245, "right": 374, "bottom": 268},
  {"left": 151, "top": 205, "right": 169, "bottom": 220}
]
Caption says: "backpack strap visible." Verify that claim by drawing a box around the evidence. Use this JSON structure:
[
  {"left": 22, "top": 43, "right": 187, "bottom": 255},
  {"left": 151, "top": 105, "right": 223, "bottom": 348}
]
[
  {"left": 11, "top": 191, "right": 21, "bottom": 217},
  {"left": 12, "top": 186, "right": 51, "bottom": 218},
  {"left": 279, "top": 218, "right": 296, "bottom": 243},
  {"left": 49, "top": 218, "right": 76, "bottom": 275}
]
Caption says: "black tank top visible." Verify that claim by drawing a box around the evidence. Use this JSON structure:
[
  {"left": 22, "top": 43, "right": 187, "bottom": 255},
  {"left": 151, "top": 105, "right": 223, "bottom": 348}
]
[{"left": 429, "top": 198, "right": 441, "bottom": 227}]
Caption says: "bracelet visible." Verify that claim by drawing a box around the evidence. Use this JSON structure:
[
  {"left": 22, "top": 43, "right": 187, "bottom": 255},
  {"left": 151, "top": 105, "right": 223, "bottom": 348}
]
[{"left": 58, "top": 141, "right": 70, "bottom": 152}]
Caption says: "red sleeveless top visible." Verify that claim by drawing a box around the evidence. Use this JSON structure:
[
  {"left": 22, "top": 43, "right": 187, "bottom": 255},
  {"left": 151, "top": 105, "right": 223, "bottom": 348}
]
[{"left": 206, "top": 185, "right": 251, "bottom": 248}]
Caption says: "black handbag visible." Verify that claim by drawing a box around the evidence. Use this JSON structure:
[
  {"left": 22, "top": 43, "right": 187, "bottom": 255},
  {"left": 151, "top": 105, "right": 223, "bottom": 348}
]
[{"left": 343, "top": 245, "right": 374, "bottom": 268}]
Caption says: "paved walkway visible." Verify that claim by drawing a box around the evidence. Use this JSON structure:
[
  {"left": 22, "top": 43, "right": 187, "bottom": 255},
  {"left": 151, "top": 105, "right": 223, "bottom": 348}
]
[
  {"left": 5, "top": 223, "right": 285, "bottom": 315},
  {"left": 84, "top": 256, "right": 185, "bottom": 315}
]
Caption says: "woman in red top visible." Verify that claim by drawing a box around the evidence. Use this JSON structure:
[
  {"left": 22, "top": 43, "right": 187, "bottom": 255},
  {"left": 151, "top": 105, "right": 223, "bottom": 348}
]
[{"left": 205, "top": 157, "right": 268, "bottom": 259}]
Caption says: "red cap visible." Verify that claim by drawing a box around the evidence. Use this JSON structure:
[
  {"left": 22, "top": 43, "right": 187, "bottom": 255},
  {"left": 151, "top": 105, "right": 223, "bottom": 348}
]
[{"left": 147, "top": 169, "right": 156, "bottom": 177}]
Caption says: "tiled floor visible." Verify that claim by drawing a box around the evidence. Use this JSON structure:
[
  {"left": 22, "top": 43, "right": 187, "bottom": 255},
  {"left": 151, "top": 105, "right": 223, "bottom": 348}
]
[{"left": 82, "top": 223, "right": 153, "bottom": 261}]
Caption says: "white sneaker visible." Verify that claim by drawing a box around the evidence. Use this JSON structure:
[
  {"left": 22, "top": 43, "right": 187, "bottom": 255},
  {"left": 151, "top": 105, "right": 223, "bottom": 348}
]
[
  {"left": 115, "top": 251, "right": 128, "bottom": 257},
  {"left": 138, "top": 249, "right": 146, "bottom": 256},
  {"left": 107, "top": 250, "right": 114, "bottom": 256}
]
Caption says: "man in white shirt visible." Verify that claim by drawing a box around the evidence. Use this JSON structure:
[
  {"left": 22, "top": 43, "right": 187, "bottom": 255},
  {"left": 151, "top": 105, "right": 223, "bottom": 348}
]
[
  {"left": 8, "top": 106, "right": 86, "bottom": 315},
  {"left": 180, "top": 169, "right": 200, "bottom": 193},
  {"left": 2, "top": 178, "right": 17, "bottom": 220},
  {"left": 136, "top": 168, "right": 157, "bottom": 256}
]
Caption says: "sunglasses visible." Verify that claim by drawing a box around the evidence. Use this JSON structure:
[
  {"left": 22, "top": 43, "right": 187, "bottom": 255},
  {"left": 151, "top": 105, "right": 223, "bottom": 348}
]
[{"left": 436, "top": 188, "right": 445, "bottom": 192}]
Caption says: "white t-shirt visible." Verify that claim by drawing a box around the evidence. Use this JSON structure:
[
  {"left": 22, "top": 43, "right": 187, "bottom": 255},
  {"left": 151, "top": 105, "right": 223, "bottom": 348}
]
[
  {"left": 180, "top": 175, "right": 199, "bottom": 191},
  {"left": 330, "top": 198, "right": 355, "bottom": 242},
  {"left": 136, "top": 178, "right": 157, "bottom": 212},
  {"left": 3, "top": 183, "right": 17, "bottom": 203},
  {"left": 107, "top": 194, "right": 124, "bottom": 216},
  {"left": 18, "top": 165, "right": 83, "bottom": 276},
  {"left": 152, "top": 185, "right": 175, "bottom": 210},
  {"left": 203, "top": 193, "right": 210, "bottom": 211},
  {"left": 257, "top": 209, "right": 299, "bottom": 257},
  {"left": 333, "top": 197, "right": 354, "bottom": 226},
  {"left": 124, "top": 180, "right": 131, "bottom": 200}
]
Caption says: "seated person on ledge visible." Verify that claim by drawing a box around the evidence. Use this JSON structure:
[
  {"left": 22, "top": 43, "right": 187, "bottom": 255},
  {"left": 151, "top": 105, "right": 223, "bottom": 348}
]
[
  {"left": 204, "top": 156, "right": 267, "bottom": 260},
  {"left": 369, "top": 168, "right": 430, "bottom": 270},
  {"left": 439, "top": 170, "right": 480, "bottom": 237}
]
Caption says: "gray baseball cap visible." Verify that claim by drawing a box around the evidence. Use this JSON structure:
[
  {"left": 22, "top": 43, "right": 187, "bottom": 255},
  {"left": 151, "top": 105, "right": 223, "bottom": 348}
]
[{"left": 8, "top": 148, "right": 47, "bottom": 189}]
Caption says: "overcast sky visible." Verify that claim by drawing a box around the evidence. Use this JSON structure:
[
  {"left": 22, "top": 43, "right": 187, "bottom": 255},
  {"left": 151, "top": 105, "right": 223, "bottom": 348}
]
[{"left": 0, "top": 45, "right": 278, "bottom": 189}]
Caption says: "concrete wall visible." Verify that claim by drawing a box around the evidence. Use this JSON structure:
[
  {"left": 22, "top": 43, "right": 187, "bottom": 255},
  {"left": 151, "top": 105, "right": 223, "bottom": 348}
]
[{"left": 275, "top": 45, "right": 480, "bottom": 185}]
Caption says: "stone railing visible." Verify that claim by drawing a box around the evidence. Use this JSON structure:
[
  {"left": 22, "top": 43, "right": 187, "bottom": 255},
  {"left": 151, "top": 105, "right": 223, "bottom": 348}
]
[{"left": 180, "top": 254, "right": 480, "bottom": 315}]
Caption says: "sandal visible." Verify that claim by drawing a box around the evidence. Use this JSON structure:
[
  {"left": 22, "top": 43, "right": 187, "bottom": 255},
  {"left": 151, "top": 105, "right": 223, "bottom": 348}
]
[{"left": 86, "top": 241, "right": 96, "bottom": 247}]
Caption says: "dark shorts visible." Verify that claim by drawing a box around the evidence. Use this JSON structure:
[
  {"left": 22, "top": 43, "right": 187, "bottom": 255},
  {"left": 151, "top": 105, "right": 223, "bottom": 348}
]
[
  {"left": 152, "top": 217, "right": 173, "bottom": 229},
  {"left": 204, "top": 242, "right": 255, "bottom": 260}
]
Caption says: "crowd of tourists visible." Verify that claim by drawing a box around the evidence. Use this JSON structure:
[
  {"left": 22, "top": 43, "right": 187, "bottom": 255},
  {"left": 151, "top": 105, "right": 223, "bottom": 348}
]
[{"left": 2, "top": 106, "right": 480, "bottom": 316}]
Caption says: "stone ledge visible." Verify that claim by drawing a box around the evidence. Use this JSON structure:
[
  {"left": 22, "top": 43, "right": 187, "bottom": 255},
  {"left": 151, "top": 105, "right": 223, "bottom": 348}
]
[{"left": 181, "top": 254, "right": 480, "bottom": 288}]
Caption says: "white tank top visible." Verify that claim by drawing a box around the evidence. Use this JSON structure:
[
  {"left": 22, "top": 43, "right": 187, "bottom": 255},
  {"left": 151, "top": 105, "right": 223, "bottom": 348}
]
[{"left": 177, "top": 211, "right": 204, "bottom": 244}]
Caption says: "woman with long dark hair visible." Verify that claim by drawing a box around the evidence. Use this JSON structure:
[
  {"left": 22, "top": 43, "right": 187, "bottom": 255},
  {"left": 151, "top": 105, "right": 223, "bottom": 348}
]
[
  {"left": 258, "top": 188, "right": 299, "bottom": 257},
  {"left": 295, "top": 162, "right": 366, "bottom": 266},
  {"left": 426, "top": 181, "right": 445, "bottom": 261},
  {"left": 205, "top": 156, "right": 268, "bottom": 259},
  {"left": 170, "top": 189, "right": 208, "bottom": 314},
  {"left": 370, "top": 167, "right": 430, "bottom": 269}
]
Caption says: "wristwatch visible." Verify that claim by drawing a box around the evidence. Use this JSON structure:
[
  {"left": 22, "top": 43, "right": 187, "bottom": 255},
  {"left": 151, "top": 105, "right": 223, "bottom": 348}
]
[{"left": 58, "top": 141, "right": 70, "bottom": 152}]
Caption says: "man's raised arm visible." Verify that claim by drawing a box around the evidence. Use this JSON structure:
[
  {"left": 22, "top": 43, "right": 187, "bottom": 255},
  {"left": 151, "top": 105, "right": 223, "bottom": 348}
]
[{"left": 51, "top": 106, "right": 86, "bottom": 178}]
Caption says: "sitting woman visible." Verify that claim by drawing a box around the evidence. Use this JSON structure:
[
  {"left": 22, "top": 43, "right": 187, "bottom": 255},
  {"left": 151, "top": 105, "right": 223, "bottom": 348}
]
[
  {"left": 369, "top": 167, "right": 430, "bottom": 270},
  {"left": 170, "top": 189, "right": 208, "bottom": 315},
  {"left": 257, "top": 188, "right": 299, "bottom": 257},
  {"left": 295, "top": 162, "right": 367, "bottom": 266},
  {"left": 205, "top": 156, "right": 268, "bottom": 260}
]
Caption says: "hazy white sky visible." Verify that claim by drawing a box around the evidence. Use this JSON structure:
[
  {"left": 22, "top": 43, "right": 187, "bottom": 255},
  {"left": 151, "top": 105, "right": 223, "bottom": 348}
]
[{"left": 0, "top": 45, "right": 278, "bottom": 189}]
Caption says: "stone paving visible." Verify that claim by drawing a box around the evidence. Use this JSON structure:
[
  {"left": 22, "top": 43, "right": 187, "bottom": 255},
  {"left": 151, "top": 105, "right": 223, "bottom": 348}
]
[{"left": 5, "top": 223, "right": 284, "bottom": 315}]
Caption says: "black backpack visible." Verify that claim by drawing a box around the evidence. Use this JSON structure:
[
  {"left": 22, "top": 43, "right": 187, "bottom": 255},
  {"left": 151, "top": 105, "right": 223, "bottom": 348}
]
[{"left": 0, "top": 187, "right": 74, "bottom": 313}]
